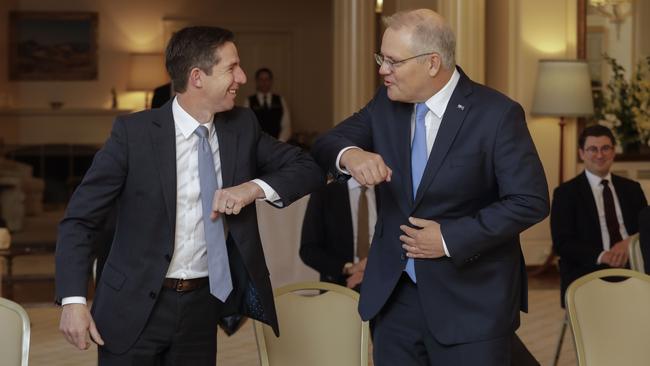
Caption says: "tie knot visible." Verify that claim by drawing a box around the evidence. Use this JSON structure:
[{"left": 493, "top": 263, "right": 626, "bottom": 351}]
[
  {"left": 601, "top": 179, "right": 609, "bottom": 187},
  {"left": 416, "top": 103, "right": 429, "bottom": 123},
  {"left": 194, "top": 125, "right": 209, "bottom": 139}
]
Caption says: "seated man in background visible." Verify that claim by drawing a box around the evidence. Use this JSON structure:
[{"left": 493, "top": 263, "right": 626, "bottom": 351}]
[
  {"left": 640, "top": 206, "right": 650, "bottom": 273},
  {"left": 551, "top": 125, "right": 647, "bottom": 305},
  {"left": 300, "top": 179, "right": 377, "bottom": 290}
]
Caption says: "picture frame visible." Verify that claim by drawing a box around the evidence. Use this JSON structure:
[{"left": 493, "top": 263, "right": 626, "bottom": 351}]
[{"left": 8, "top": 11, "right": 99, "bottom": 81}]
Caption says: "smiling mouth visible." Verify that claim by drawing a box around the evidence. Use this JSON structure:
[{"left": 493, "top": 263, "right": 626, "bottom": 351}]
[{"left": 228, "top": 88, "right": 237, "bottom": 95}]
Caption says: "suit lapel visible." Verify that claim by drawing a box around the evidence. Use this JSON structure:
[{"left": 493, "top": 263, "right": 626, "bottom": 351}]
[
  {"left": 611, "top": 174, "right": 633, "bottom": 232},
  {"left": 413, "top": 70, "right": 472, "bottom": 208},
  {"left": 214, "top": 112, "right": 238, "bottom": 188},
  {"left": 386, "top": 101, "right": 415, "bottom": 214},
  {"left": 150, "top": 102, "right": 177, "bottom": 230},
  {"left": 577, "top": 172, "right": 600, "bottom": 230}
]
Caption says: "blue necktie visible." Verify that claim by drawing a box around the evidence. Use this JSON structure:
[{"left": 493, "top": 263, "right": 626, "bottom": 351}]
[
  {"left": 194, "top": 125, "right": 233, "bottom": 302},
  {"left": 405, "top": 103, "right": 429, "bottom": 283}
]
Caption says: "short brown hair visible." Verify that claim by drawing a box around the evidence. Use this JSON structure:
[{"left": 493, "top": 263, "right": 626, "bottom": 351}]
[
  {"left": 165, "top": 26, "right": 234, "bottom": 93},
  {"left": 578, "top": 125, "right": 616, "bottom": 149}
]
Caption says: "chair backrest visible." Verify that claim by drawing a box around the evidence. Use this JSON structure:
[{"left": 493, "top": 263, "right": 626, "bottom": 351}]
[
  {"left": 0, "top": 297, "right": 30, "bottom": 366},
  {"left": 254, "top": 281, "right": 369, "bottom": 366},
  {"left": 628, "top": 233, "right": 644, "bottom": 272},
  {"left": 566, "top": 268, "right": 650, "bottom": 366}
]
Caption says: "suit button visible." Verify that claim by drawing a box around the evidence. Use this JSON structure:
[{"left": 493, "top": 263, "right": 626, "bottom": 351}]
[
  {"left": 164, "top": 254, "right": 171, "bottom": 262},
  {"left": 149, "top": 291, "right": 157, "bottom": 299}
]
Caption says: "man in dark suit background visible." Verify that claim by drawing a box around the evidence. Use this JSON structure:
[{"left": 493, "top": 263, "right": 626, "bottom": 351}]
[
  {"left": 552, "top": 125, "right": 647, "bottom": 304},
  {"left": 151, "top": 82, "right": 173, "bottom": 109},
  {"left": 300, "top": 179, "right": 377, "bottom": 289},
  {"left": 244, "top": 68, "right": 292, "bottom": 142},
  {"left": 311, "top": 9, "right": 548, "bottom": 366},
  {"left": 56, "top": 26, "right": 322, "bottom": 365}
]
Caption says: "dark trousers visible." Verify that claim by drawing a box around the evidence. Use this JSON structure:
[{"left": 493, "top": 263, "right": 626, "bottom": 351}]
[
  {"left": 98, "top": 284, "right": 224, "bottom": 366},
  {"left": 372, "top": 274, "right": 513, "bottom": 366}
]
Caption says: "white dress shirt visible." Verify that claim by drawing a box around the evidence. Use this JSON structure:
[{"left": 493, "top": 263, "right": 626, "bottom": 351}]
[
  {"left": 347, "top": 178, "right": 377, "bottom": 263},
  {"left": 62, "top": 97, "right": 280, "bottom": 305},
  {"left": 584, "top": 170, "right": 629, "bottom": 264},
  {"left": 335, "top": 69, "right": 461, "bottom": 257},
  {"left": 243, "top": 92, "right": 292, "bottom": 142}
]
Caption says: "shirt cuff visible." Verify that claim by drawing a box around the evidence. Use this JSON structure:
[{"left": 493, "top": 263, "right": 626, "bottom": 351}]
[
  {"left": 441, "top": 234, "right": 451, "bottom": 257},
  {"left": 596, "top": 251, "right": 605, "bottom": 265},
  {"left": 61, "top": 296, "right": 87, "bottom": 306},
  {"left": 251, "top": 179, "right": 283, "bottom": 207},
  {"left": 335, "top": 146, "right": 361, "bottom": 174}
]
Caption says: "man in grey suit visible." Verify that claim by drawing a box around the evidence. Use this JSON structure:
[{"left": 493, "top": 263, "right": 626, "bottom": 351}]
[
  {"left": 312, "top": 9, "right": 548, "bottom": 365},
  {"left": 56, "top": 26, "right": 322, "bottom": 365}
]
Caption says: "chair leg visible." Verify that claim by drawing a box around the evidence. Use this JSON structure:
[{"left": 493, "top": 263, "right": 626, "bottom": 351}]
[{"left": 552, "top": 314, "right": 568, "bottom": 366}]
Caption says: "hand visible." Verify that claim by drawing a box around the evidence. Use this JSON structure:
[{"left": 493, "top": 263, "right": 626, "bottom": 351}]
[
  {"left": 211, "top": 182, "right": 264, "bottom": 219},
  {"left": 59, "top": 303, "right": 104, "bottom": 350},
  {"left": 348, "top": 258, "right": 367, "bottom": 275},
  {"left": 602, "top": 237, "right": 630, "bottom": 267},
  {"left": 400, "top": 217, "right": 446, "bottom": 259},
  {"left": 346, "top": 270, "right": 364, "bottom": 289},
  {"left": 340, "top": 149, "right": 392, "bottom": 186}
]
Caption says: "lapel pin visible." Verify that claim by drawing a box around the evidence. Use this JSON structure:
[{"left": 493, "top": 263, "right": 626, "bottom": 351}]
[{"left": 457, "top": 104, "right": 465, "bottom": 111}]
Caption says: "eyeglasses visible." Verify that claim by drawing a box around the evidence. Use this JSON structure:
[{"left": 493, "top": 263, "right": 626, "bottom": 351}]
[
  {"left": 583, "top": 145, "right": 615, "bottom": 155},
  {"left": 374, "top": 52, "right": 435, "bottom": 71}
]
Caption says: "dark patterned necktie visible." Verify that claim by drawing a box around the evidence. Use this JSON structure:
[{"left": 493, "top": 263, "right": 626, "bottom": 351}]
[
  {"left": 601, "top": 179, "right": 623, "bottom": 246},
  {"left": 357, "top": 186, "right": 369, "bottom": 259}
]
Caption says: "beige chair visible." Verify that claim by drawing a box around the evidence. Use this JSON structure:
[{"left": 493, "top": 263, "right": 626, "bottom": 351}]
[
  {"left": 628, "top": 233, "right": 644, "bottom": 272},
  {"left": 0, "top": 297, "right": 31, "bottom": 366},
  {"left": 254, "top": 281, "right": 369, "bottom": 366},
  {"left": 566, "top": 268, "right": 650, "bottom": 366}
]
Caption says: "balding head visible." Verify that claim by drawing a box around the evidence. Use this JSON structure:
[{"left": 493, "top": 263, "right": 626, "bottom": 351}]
[{"left": 383, "top": 9, "right": 456, "bottom": 70}]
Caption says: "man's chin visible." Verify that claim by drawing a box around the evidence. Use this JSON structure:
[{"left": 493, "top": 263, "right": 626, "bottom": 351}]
[{"left": 386, "top": 88, "right": 403, "bottom": 102}]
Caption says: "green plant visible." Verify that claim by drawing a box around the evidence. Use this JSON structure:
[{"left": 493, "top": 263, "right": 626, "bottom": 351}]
[{"left": 593, "top": 55, "right": 650, "bottom": 152}]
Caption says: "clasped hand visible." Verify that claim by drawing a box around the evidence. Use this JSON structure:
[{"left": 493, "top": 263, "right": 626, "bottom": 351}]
[
  {"left": 400, "top": 217, "right": 446, "bottom": 259},
  {"left": 210, "top": 182, "right": 264, "bottom": 219}
]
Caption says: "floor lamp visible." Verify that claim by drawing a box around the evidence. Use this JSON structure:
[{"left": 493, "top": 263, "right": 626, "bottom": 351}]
[{"left": 531, "top": 60, "right": 594, "bottom": 275}]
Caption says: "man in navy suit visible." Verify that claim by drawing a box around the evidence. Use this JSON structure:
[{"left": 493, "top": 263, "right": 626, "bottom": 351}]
[
  {"left": 300, "top": 179, "right": 377, "bottom": 289},
  {"left": 552, "top": 125, "right": 647, "bottom": 304},
  {"left": 56, "top": 26, "right": 322, "bottom": 365},
  {"left": 312, "top": 9, "right": 548, "bottom": 365}
]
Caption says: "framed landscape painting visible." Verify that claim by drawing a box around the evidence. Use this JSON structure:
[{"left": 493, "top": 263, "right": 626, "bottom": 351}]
[{"left": 9, "top": 11, "right": 98, "bottom": 81}]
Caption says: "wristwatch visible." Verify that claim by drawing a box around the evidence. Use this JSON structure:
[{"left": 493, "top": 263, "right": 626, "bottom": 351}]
[{"left": 343, "top": 262, "right": 354, "bottom": 275}]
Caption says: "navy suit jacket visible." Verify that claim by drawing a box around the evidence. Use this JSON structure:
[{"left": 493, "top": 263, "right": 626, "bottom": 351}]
[
  {"left": 311, "top": 68, "right": 549, "bottom": 345},
  {"left": 55, "top": 101, "right": 323, "bottom": 353},
  {"left": 300, "top": 182, "right": 379, "bottom": 286},
  {"left": 300, "top": 182, "right": 355, "bottom": 285},
  {"left": 640, "top": 206, "right": 650, "bottom": 273},
  {"left": 551, "top": 172, "right": 647, "bottom": 303}
]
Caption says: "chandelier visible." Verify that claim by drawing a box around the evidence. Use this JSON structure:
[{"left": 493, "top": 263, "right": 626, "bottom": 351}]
[{"left": 589, "top": 0, "right": 634, "bottom": 39}]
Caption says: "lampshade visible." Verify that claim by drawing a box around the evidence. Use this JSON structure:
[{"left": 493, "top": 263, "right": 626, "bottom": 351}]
[
  {"left": 127, "top": 53, "right": 168, "bottom": 91},
  {"left": 531, "top": 60, "right": 594, "bottom": 117}
]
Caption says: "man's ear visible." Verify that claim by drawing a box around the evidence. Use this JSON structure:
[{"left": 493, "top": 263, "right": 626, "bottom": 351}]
[
  {"left": 428, "top": 54, "right": 441, "bottom": 77},
  {"left": 189, "top": 67, "right": 202, "bottom": 88}
]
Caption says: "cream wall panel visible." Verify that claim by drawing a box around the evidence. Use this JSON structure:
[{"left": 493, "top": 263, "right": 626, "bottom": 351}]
[{"left": 487, "top": 0, "right": 578, "bottom": 264}]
